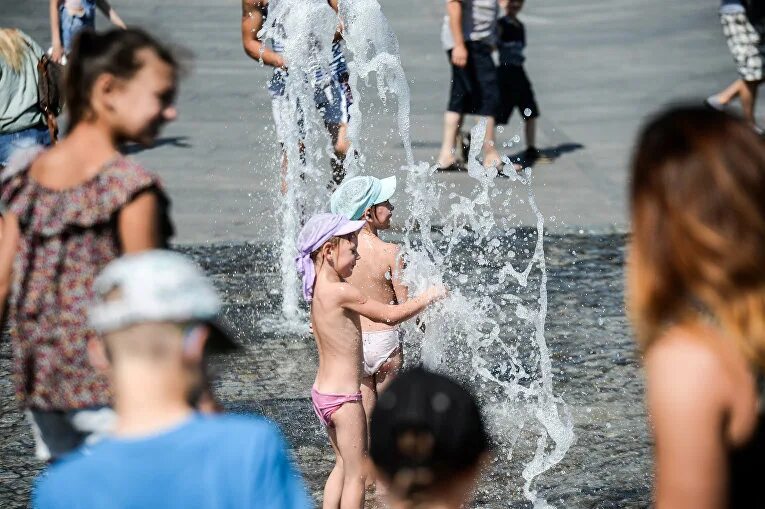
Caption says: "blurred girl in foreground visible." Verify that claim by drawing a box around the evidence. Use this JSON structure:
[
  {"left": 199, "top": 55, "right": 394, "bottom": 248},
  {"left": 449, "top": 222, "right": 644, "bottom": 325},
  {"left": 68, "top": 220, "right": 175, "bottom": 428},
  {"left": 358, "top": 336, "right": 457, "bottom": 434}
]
[{"left": 629, "top": 106, "right": 765, "bottom": 508}]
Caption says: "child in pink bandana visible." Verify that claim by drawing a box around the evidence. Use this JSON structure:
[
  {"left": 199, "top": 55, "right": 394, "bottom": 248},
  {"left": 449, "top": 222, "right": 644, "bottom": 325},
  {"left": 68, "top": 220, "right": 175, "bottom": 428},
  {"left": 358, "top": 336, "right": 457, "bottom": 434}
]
[{"left": 296, "top": 213, "right": 446, "bottom": 508}]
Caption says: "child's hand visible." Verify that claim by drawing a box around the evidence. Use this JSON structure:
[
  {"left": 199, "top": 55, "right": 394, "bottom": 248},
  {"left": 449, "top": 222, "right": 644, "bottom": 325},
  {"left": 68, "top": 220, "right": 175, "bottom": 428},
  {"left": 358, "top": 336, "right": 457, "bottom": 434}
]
[
  {"left": 424, "top": 284, "right": 448, "bottom": 303},
  {"left": 451, "top": 43, "right": 468, "bottom": 68},
  {"left": 51, "top": 44, "right": 64, "bottom": 64}
]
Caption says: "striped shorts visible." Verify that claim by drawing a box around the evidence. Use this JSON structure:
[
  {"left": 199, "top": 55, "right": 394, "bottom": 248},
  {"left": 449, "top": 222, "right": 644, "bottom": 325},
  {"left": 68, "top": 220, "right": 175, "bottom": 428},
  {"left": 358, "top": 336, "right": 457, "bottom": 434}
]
[{"left": 721, "top": 11, "right": 765, "bottom": 82}]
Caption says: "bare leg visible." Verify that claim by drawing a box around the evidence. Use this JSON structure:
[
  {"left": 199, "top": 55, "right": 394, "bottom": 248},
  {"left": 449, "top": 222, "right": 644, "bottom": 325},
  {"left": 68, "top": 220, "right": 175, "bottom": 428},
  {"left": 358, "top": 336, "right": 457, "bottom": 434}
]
[
  {"left": 359, "top": 376, "right": 377, "bottom": 490},
  {"left": 438, "top": 111, "right": 463, "bottom": 167},
  {"left": 716, "top": 79, "right": 744, "bottom": 105},
  {"left": 279, "top": 148, "right": 288, "bottom": 195},
  {"left": 524, "top": 117, "right": 537, "bottom": 150},
  {"left": 324, "top": 427, "right": 345, "bottom": 509},
  {"left": 481, "top": 115, "right": 502, "bottom": 168},
  {"left": 360, "top": 376, "right": 376, "bottom": 446},
  {"left": 369, "top": 349, "right": 402, "bottom": 500},
  {"left": 740, "top": 79, "right": 761, "bottom": 125},
  {"left": 331, "top": 402, "right": 368, "bottom": 509},
  {"left": 327, "top": 122, "right": 350, "bottom": 186},
  {"left": 375, "top": 349, "right": 403, "bottom": 396}
]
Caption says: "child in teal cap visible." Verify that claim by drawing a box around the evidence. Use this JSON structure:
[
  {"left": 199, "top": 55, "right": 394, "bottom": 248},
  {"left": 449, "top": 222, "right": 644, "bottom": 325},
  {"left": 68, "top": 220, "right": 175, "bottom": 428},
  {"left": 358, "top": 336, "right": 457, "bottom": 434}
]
[
  {"left": 329, "top": 175, "right": 397, "bottom": 221},
  {"left": 330, "top": 175, "right": 409, "bottom": 496}
]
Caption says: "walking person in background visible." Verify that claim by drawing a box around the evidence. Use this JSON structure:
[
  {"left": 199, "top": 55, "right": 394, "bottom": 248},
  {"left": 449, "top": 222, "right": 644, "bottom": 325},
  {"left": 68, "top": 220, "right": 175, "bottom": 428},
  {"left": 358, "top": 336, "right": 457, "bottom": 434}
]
[
  {"left": 495, "top": 0, "right": 544, "bottom": 166},
  {"left": 437, "top": 0, "right": 503, "bottom": 171},
  {"left": 0, "top": 29, "right": 53, "bottom": 169},
  {"left": 0, "top": 28, "right": 176, "bottom": 462},
  {"left": 33, "top": 251, "right": 311, "bottom": 509},
  {"left": 241, "top": 0, "right": 353, "bottom": 187},
  {"left": 706, "top": 0, "right": 765, "bottom": 132},
  {"left": 629, "top": 106, "right": 765, "bottom": 508},
  {"left": 50, "top": 0, "right": 126, "bottom": 64},
  {"left": 368, "top": 367, "right": 491, "bottom": 509}
]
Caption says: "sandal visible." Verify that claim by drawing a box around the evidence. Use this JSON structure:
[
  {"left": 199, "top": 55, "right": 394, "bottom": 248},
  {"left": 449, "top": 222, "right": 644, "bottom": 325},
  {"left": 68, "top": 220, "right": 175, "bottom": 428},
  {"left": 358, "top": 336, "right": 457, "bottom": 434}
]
[{"left": 436, "top": 161, "right": 465, "bottom": 172}]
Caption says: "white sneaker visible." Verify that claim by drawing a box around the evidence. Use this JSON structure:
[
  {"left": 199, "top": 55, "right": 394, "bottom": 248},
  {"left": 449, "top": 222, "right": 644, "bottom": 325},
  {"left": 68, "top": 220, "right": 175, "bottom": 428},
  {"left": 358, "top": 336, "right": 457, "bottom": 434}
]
[{"left": 704, "top": 95, "right": 725, "bottom": 112}]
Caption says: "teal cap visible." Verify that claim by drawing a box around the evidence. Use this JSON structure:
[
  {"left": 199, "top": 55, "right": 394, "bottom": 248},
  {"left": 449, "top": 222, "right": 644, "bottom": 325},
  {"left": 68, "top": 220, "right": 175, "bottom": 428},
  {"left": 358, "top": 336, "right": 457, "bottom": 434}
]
[{"left": 330, "top": 175, "right": 397, "bottom": 220}]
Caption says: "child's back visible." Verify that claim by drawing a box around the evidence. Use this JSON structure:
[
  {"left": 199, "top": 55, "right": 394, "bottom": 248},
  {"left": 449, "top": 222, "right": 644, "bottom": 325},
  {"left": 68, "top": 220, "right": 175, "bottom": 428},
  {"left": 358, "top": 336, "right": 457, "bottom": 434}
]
[
  {"left": 27, "top": 134, "right": 118, "bottom": 189},
  {"left": 35, "top": 414, "right": 310, "bottom": 509},
  {"left": 345, "top": 232, "right": 402, "bottom": 333}
]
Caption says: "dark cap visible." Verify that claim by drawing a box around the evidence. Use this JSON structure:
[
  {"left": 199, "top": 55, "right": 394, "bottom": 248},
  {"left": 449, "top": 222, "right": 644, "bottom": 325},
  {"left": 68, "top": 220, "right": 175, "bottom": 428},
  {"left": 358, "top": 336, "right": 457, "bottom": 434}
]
[{"left": 369, "top": 367, "right": 491, "bottom": 495}]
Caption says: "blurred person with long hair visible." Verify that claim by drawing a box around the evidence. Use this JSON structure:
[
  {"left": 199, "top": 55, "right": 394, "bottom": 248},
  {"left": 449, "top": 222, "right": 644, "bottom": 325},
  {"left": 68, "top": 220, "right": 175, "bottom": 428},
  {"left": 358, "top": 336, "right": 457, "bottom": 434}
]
[
  {"left": 629, "top": 106, "right": 765, "bottom": 508},
  {"left": 0, "top": 29, "right": 52, "bottom": 168}
]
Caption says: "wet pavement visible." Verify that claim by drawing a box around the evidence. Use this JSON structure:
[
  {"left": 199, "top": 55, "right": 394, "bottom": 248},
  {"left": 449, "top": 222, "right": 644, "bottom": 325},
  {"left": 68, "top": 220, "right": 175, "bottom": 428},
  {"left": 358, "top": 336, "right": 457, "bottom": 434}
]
[{"left": 0, "top": 233, "right": 651, "bottom": 508}]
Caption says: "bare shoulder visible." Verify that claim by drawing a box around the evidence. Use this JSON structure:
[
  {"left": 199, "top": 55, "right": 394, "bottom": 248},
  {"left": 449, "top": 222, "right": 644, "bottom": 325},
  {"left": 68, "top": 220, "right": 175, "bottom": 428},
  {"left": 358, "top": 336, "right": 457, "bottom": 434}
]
[
  {"left": 646, "top": 327, "right": 726, "bottom": 379},
  {"left": 645, "top": 326, "right": 730, "bottom": 409},
  {"left": 378, "top": 239, "right": 402, "bottom": 265},
  {"left": 27, "top": 148, "right": 58, "bottom": 175},
  {"left": 333, "top": 280, "right": 366, "bottom": 305}
]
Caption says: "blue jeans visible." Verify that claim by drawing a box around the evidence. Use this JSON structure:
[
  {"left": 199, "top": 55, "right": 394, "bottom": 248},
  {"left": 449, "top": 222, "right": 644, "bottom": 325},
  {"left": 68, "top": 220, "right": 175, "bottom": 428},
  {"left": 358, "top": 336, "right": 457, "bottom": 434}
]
[
  {"left": 0, "top": 125, "right": 52, "bottom": 166},
  {"left": 60, "top": 1, "right": 96, "bottom": 53}
]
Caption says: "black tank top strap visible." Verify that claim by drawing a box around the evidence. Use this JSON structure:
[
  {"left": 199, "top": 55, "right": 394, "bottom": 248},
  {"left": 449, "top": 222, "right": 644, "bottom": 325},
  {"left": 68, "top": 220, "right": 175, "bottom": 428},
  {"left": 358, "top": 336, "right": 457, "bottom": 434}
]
[{"left": 728, "top": 371, "right": 765, "bottom": 507}]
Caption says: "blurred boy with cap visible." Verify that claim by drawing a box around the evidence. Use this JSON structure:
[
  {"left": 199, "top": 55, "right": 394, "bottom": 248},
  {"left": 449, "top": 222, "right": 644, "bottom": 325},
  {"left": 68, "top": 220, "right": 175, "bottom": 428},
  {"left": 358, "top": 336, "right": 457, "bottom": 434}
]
[{"left": 33, "top": 250, "right": 311, "bottom": 509}]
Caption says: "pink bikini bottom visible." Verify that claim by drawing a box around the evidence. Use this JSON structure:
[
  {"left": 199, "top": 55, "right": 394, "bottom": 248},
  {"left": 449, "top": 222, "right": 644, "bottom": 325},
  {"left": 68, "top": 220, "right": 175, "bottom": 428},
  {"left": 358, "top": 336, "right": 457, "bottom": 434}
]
[{"left": 311, "top": 386, "right": 362, "bottom": 427}]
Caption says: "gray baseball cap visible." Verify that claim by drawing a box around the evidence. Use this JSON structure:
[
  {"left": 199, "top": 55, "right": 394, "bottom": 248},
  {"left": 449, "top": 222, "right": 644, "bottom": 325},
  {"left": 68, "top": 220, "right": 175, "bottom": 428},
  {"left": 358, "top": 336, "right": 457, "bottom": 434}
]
[{"left": 89, "top": 250, "right": 238, "bottom": 354}]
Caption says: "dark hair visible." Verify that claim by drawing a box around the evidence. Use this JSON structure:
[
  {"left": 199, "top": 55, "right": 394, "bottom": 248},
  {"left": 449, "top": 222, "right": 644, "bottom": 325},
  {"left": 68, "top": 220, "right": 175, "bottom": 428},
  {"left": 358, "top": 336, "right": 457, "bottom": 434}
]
[
  {"left": 628, "top": 106, "right": 765, "bottom": 368},
  {"left": 65, "top": 28, "right": 179, "bottom": 127},
  {"left": 369, "top": 367, "right": 490, "bottom": 499}
]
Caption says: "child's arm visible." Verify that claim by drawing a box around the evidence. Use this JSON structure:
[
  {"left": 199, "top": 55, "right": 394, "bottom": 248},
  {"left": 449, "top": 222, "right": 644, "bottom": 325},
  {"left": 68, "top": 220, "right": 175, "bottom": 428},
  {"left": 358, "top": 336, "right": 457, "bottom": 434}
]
[
  {"left": 241, "top": 0, "right": 286, "bottom": 68},
  {"left": 338, "top": 282, "right": 446, "bottom": 326},
  {"left": 645, "top": 337, "right": 728, "bottom": 509},
  {"left": 118, "top": 191, "right": 162, "bottom": 253},
  {"left": 0, "top": 214, "right": 20, "bottom": 324},
  {"left": 95, "top": 0, "right": 127, "bottom": 29},
  {"left": 446, "top": 0, "right": 467, "bottom": 68},
  {"left": 50, "top": 0, "right": 64, "bottom": 62}
]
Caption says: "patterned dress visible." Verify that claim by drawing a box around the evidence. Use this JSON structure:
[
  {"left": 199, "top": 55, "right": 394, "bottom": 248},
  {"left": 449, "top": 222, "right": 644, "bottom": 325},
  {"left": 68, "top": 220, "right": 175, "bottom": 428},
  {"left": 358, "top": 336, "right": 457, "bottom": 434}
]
[{"left": 1, "top": 153, "right": 173, "bottom": 410}]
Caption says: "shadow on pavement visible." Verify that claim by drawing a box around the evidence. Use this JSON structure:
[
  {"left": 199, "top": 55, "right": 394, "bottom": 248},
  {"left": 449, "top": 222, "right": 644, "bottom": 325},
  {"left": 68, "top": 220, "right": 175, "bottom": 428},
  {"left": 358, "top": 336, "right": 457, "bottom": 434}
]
[
  {"left": 121, "top": 136, "right": 192, "bottom": 155},
  {"left": 505, "top": 142, "right": 585, "bottom": 168}
]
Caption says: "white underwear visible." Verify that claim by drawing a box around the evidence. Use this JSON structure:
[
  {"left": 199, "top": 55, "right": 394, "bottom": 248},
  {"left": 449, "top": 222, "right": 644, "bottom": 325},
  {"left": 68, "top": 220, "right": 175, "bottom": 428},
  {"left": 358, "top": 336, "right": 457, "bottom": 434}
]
[{"left": 362, "top": 328, "right": 402, "bottom": 376}]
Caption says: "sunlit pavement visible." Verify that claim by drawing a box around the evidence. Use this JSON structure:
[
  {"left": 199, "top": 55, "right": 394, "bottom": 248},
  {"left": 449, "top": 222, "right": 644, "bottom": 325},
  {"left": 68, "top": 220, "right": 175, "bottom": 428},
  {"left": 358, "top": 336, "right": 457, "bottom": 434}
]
[{"left": 4, "top": 0, "right": 739, "bottom": 242}]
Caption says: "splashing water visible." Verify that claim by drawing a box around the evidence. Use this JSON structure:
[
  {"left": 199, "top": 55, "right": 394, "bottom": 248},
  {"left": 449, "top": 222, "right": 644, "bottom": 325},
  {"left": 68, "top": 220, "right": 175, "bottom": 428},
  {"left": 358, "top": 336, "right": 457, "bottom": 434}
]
[
  {"left": 258, "top": 0, "right": 339, "bottom": 332},
  {"left": 264, "top": 0, "right": 574, "bottom": 503},
  {"left": 337, "top": 0, "right": 414, "bottom": 168}
]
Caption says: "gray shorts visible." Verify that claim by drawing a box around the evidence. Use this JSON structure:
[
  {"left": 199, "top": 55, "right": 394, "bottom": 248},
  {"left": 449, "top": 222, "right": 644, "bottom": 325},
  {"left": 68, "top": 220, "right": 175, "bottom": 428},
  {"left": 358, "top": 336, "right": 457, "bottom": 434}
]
[{"left": 25, "top": 407, "right": 116, "bottom": 461}]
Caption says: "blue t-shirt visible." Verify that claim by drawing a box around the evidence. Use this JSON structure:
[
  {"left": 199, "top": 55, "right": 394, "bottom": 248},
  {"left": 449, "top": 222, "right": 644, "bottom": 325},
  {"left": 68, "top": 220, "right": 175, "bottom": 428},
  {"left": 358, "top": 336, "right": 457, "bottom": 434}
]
[{"left": 33, "top": 414, "right": 312, "bottom": 509}]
